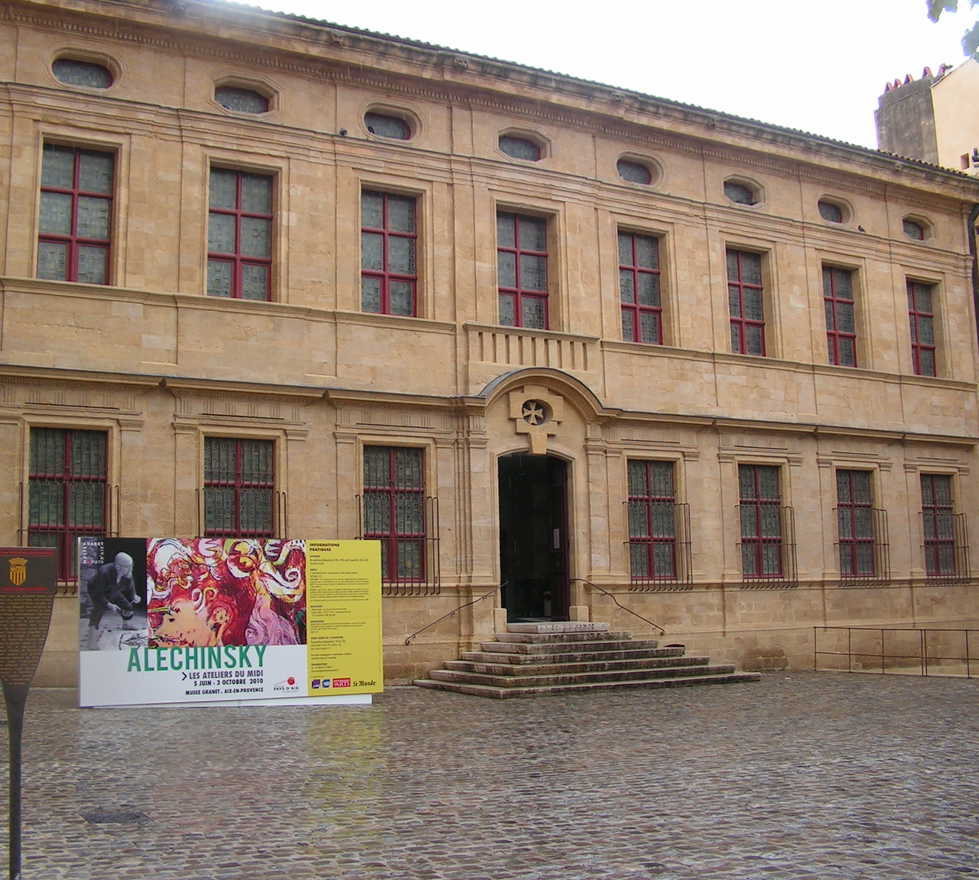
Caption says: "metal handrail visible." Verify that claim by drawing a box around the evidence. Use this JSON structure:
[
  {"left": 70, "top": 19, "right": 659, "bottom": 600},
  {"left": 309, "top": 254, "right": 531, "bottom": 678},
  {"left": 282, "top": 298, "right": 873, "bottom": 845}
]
[
  {"left": 571, "top": 578, "right": 665, "bottom": 634},
  {"left": 814, "top": 625, "right": 978, "bottom": 678},
  {"left": 404, "top": 584, "right": 499, "bottom": 646}
]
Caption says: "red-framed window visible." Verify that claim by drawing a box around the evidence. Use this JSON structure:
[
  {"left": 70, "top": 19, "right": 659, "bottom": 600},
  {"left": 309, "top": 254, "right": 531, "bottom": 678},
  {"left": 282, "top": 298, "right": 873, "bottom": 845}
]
[
  {"left": 361, "top": 190, "right": 417, "bottom": 316},
  {"left": 727, "top": 250, "right": 765, "bottom": 355},
  {"left": 627, "top": 460, "right": 676, "bottom": 580},
  {"left": 497, "top": 212, "right": 548, "bottom": 329},
  {"left": 363, "top": 447, "right": 425, "bottom": 582},
  {"left": 37, "top": 144, "right": 114, "bottom": 285},
  {"left": 619, "top": 231, "right": 662, "bottom": 344},
  {"left": 907, "top": 280, "right": 937, "bottom": 376},
  {"left": 739, "top": 464, "right": 782, "bottom": 578},
  {"left": 28, "top": 428, "right": 107, "bottom": 582},
  {"left": 203, "top": 438, "right": 275, "bottom": 537},
  {"left": 207, "top": 168, "right": 273, "bottom": 300},
  {"left": 824, "top": 266, "right": 857, "bottom": 366},
  {"left": 921, "top": 474, "right": 954, "bottom": 576},
  {"left": 837, "top": 470, "right": 874, "bottom": 577},
  {"left": 903, "top": 218, "right": 926, "bottom": 241}
]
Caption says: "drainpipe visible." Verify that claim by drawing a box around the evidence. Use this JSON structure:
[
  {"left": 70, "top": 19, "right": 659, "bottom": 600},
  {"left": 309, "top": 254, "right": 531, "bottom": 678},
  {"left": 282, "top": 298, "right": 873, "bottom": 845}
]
[{"left": 970, "top": 203, "right": 979, "bottom": 351}]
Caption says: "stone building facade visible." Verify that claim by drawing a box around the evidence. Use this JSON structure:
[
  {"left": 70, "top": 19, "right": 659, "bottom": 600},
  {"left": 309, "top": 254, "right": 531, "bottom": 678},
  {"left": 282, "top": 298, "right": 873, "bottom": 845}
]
[{"left": 3, "top": 0, "right": 979, "bottom": 685}]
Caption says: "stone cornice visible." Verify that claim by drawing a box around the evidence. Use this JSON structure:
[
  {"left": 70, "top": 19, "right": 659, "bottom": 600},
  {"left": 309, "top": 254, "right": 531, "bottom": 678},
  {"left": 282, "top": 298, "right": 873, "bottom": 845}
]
[{"left": 8, "top": 0, "right": 979, "bottom": 200}]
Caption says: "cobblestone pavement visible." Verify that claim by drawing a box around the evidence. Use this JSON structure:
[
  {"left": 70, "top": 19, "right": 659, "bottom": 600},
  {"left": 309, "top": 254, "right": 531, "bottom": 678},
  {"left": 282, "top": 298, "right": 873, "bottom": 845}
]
[{"left": 2, "top": 673, "right": 978, "bottom": 880}]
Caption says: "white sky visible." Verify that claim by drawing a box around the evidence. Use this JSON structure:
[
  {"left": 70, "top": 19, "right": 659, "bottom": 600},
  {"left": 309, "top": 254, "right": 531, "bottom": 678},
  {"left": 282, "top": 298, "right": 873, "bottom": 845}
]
[{"left": 240, "top": 0, "right": 975, "bottom": 149}]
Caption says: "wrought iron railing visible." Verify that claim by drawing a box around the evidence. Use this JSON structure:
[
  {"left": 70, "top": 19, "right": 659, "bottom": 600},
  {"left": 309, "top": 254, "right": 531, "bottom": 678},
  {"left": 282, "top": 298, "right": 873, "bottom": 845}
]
[
  {"left": 626, "top": 502, "right": 693, "bottom": 591},
  {"left": 572, "top": 578, "right": 665, "bottom": 634},
  {"left": 834, "top": 506, "right": 890, "bottom": 586},
  {"left": 357, "top": 494, "right": 440, "bottom": 596},
  {"left": 920, "top": 511, "right": 970, "bottom": 584},
  {"left": 814, "top": 626, "right": 978, "bottom": 677},
  {"left": 737, "top": 504, "right": 797, "bottom": 588}
]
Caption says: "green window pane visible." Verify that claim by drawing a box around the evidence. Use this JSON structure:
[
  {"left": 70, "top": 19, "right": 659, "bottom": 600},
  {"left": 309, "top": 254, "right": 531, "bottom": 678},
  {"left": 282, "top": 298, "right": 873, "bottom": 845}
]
[
  {"left": 362, "top": 191, "right": 384, "bottom": 228},
  {"left": 77, "top": 246, "right": 108, "bottom": 284},
  {"left": 78, "top": 152, "right": 114, "bottom": 193},
  {"left": 39, "top": 192, "right": 72, "bottom": 235},
  {"left": 77, "top": 196, "right": 111, "bottom": 239},
  {"left": 41, "top": 145, "right": 75, "bottom": 188},
  {"left": 37, "top": 242, "right": 67, "bottom": 280},
  {"left": 209, "top": 169, "right": 238, "bottom": 210},
  {"left": 207, "top": 260, "right": 232, "bottom": 297},
  {"left": 241, "top": 174, "right": 272, "bottom": 214}
]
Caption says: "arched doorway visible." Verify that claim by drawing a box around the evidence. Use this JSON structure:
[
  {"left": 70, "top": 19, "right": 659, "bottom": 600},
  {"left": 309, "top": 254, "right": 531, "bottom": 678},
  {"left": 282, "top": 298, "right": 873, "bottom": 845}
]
[{"left": 498, "top": 452, "right": 569, "bottom": 621}]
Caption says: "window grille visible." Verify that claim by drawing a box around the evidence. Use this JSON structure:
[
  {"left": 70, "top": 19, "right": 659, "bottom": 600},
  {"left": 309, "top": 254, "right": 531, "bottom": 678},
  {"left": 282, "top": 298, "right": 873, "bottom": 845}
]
[
  {"left": 737, "top": 464, "right": 796, "bottom": 587},
  {"left": 626, "top": 502, "right": 692, "bottom": 591},
  {"left": 203, "top": 438, "right": 275, "bottom": 538},
  {"left": 625, "top": 460, "right": 691, "bottom": 589},
  {"left": 920, "top": 474, "right": 969, "bottom": 582},
  {"left": 497, "top": 212, "right": 548, "bottom": 329},
  {"left": 28, "top": 428, "right": 107, "bottom": 582},
  {"left": 358, "top": 446, "right": 439, "bottom": 596},
  {"left": 361, "top": 190, "right": 417, "bottom": 316},
  {"left": 835, "top": 508, "right": 890, "bottom": 585},
  {"left": 834, "top": 469, "right": 889, "bottom": 585},
  {"left": 207, "top": 168, "right": 273, "bottom": 300},
  {"left": 38, "top": 144, "right": 114, "bottom": 284}
]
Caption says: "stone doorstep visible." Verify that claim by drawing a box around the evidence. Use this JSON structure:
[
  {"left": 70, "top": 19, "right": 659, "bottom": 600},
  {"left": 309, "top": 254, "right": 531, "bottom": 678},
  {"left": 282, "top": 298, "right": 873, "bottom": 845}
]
[
  {"left": 444, "top": 655, "right": 711, "bottom": 676},
  {"left": 506, "top": 622, "right": 611, "bottom": 634},
  {"left": 478, "top": 638, "right": 661, "bottom": 655},
  {"left": 414, "top": 672, "right": 761, "bottom": 699},
  {"left": 428, "top": 663, "right": 737, "bottom": 688},
  {"left": 462, "top": 646, "right": 683, "bottom": 664},
  {"left": 490, "top": 631, "right": 637, "bottom": 645}
]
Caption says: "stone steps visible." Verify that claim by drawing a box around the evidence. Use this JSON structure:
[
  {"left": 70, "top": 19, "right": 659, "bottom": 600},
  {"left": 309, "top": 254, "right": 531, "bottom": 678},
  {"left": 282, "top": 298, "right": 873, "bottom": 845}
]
[
  {"left": 445, "top": 655, "right": 711, "bottom": 677},
  {"left": 460, "top": 646, "right": 686, "bottom": 665},
  {"left": 476, "top": 637, "right": 663, "bottom": 655},
  {"left": 414, "top": 621, "right": 760, "bottom": 698},
  {"left": 429, "top": 663, "right": 737, "bottom": 689},
  {"left": 415, "top": 672, "right": 761, "bottom": 699}
]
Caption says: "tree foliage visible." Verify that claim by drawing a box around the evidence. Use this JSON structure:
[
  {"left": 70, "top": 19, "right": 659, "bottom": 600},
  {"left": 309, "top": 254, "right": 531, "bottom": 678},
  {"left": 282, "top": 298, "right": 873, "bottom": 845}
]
[{"left": 928, "top": 0, "right": 979, "bottom": 56}]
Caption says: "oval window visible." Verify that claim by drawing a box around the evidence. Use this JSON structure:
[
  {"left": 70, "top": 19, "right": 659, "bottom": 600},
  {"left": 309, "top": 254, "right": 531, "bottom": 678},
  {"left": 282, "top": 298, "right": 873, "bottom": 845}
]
[
  {"left": 724, "top": 180, "right": 758, "bottom": 205},
  {"left": 215, "top": 86, "right": 269, "bottom": 114},
  {"left": 365, "top": 112, "right": 411, "bottom": 140},
  {"left": 616, "top": 159, "right": 652, "bottom": 185},
  {"left": 52, "top": 58, "right": 113, "bottom": 89},
  {"left": 903, "top": 217, "right": 926, "bottom": 240},
  {"left": 818, "top": 200, "right": 844, "bottom": 223},
  {"left": 499, "top": 135, "right": 542, "bottom": 161}
]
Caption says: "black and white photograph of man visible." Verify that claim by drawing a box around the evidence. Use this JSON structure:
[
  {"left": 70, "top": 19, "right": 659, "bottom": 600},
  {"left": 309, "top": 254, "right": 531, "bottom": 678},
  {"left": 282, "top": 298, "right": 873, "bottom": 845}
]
[{"left": 78, "top": 537, "right": 148, "bottom": 651}]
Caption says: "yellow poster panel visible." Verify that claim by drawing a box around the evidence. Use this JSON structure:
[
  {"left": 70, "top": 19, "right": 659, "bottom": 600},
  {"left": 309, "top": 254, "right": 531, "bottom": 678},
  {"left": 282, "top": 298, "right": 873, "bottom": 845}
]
[{"left": 306, "top": 540, "right": 383, "bottom": 696}]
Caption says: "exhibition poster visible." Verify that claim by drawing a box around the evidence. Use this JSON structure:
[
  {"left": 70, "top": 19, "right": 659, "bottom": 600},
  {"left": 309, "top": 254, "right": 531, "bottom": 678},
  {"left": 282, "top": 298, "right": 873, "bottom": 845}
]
[{"left": 78, "top": 537, "right": 383, "bottom": 708}]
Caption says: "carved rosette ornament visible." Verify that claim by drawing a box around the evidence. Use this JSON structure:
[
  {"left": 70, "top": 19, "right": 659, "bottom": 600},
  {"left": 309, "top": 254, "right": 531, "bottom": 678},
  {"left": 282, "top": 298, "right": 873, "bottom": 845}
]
[{"left": 508, "top": 385, "right": 564, "bottom": 454}]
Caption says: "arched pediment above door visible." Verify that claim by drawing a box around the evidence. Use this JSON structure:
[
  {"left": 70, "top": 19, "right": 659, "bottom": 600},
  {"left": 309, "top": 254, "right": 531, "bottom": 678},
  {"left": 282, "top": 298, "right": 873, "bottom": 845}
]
[{"left": 475, "top": 368, "right": 609, "bottom": 456}]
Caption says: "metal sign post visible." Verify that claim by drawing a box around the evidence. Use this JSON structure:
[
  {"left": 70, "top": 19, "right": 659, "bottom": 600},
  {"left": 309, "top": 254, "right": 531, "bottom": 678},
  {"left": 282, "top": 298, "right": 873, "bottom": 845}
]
[{"left": 0, "top": 548, "right": 57, "bottom": 880}]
